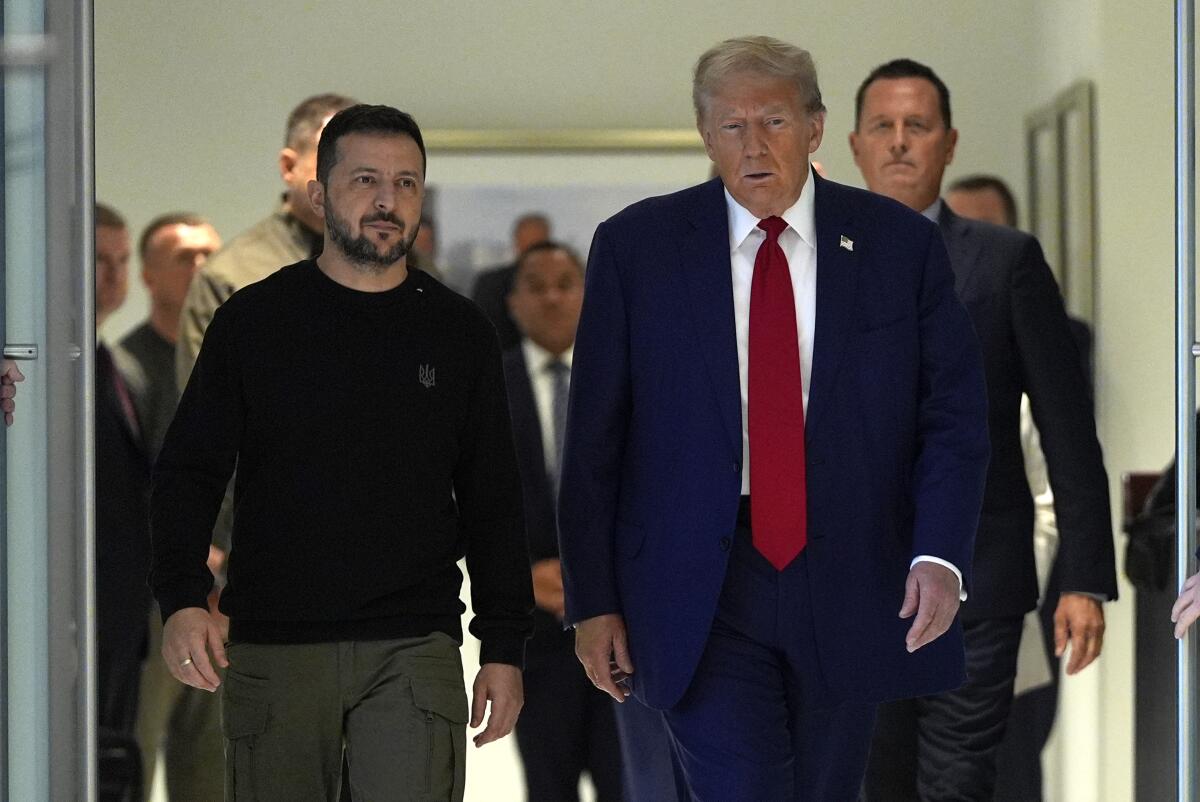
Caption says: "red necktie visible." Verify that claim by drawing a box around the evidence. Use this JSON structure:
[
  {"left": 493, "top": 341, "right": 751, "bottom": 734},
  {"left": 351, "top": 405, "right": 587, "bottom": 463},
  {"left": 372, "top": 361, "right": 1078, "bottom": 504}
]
[{"left": 749, "top": 216, "right": 808, "bottom": 570}]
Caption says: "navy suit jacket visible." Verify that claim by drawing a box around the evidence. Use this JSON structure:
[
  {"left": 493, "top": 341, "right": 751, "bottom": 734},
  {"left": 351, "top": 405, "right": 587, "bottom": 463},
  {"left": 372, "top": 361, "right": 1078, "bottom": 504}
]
[{"left": 558, "top": 174, "right": 990, "bottom": 710}]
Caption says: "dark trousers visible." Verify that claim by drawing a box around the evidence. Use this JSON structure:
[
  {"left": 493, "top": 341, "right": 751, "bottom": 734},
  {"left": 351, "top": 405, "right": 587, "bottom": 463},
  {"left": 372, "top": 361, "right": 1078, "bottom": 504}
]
[
  {"left": 862, "top": 615, "right": 1024, "bottom": 802},
  {"left": 515, "top": 637, "right": 624, "bottom": 801},
  {"left": 99, "top": 646, "right": 145, "bottom": 736},
  {"left": 614, "top": 695, "right": 690, "bottom": 802},
  {"left": 993, "top": 565, "right": 1062, "bottom": 802},
  {"left": 98, "top": 644, "right": 146, "bottom": 802},
  {"left": 662, "top": 524, "right": 876, "bottom": 802}
]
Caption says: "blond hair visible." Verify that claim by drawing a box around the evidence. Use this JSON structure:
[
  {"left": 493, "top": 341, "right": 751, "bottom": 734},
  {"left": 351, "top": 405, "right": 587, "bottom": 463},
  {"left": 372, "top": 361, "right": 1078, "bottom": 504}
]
[{"left": 693, "top": 36, "right": 825, "bottom": 122}]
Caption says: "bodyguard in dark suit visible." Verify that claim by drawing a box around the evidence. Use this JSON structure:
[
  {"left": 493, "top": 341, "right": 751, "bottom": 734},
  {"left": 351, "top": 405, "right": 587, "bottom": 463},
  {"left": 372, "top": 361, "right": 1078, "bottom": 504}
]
[
  {"left": 850, "top": 60, "right": 1117, "bottom": 801},
  {"left": 503, "top": 241, "right": 623, "bottom": 802},
  {"left": 559, "top": 37, "right": 990, "bottom": 801},
  {"left": 471, "top": 213, "right": 552, "bottom": 351},
  {"left": 95, "top": 206, "right": 154, "bottom": 757}
]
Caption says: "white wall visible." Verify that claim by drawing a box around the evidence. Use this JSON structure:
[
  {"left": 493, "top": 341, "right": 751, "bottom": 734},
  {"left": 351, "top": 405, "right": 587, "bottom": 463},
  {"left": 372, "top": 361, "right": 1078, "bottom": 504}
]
[
  {"left": 96, "top": 0, "right": 1039, "bottom": 338},
  {"left": 1025, "top": 3, "right": 1178, "bottom": 801},
  {"left": 1091, "top": 6, "right": 1176, "bottom": 802}
]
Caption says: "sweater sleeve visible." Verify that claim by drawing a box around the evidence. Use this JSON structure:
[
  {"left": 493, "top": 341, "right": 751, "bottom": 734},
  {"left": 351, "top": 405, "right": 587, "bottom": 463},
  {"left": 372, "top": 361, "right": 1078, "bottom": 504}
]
[
  {"left": 151, "top": 303, "right": 244, "bottom": 621},
  {"left": 456, "top": 322, "right": 534, "bottom": 668}
]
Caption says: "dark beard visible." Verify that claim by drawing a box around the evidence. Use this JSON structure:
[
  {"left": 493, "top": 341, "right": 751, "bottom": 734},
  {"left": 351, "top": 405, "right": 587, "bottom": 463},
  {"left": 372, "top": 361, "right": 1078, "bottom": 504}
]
[{"left": 325, "top": 207, "right": 414, "bottom": 274}]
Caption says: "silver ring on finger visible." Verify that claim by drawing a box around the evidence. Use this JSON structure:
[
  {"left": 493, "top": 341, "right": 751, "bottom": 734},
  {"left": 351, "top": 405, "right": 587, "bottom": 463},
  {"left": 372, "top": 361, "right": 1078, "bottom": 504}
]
[{"left": 180, "top": 657, "right": 193, "bottom": 668}]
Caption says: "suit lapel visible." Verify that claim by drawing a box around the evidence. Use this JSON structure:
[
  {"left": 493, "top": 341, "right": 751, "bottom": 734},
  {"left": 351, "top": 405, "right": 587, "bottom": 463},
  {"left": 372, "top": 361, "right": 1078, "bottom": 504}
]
[
  {"left": 505, "top": 350, "right": 550, "bottom": 491},
  {"left": 806, "top": 175, "right": 859, "bottom": 441},
  {"left": 938, "top": 205, "right": 983, "bottom": 298},
  {"left": 678, "top": 179, "right": 742, "bottom": 459},
  {"left": 99, "top": 345, "right": 145, "bottom": 454}
]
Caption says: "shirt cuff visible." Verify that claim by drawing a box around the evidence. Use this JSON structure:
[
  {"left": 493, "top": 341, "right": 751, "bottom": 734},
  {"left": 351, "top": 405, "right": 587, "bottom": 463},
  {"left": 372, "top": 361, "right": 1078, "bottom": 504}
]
[
  {"left": 1062, "top": 590, "right": 1109, "bottom": 603},
  {"left": 911, "top": 555, "right": 967, "bottom": 602}
]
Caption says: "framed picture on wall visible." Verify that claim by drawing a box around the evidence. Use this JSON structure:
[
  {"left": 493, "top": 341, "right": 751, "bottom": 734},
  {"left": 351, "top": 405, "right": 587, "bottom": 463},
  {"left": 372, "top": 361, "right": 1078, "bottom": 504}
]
[
  {"left": 420, "top": 129, "right": 708, "bottom": 294},
  {"left": 1026, "top": 81, "right": 1096, "bottom": 324}
]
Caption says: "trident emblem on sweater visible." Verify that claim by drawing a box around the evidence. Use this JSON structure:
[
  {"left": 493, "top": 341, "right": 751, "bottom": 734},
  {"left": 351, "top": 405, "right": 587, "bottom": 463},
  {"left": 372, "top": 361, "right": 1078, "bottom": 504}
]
[{"left": 418, "top": 365, "right": 436, "bottom": 388}]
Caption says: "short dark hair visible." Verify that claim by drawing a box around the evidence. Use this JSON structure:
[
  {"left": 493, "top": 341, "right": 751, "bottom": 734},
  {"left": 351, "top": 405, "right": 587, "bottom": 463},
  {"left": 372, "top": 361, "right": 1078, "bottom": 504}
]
[
  {"left": 948, "top": 174, "right": 1018, "bottom": 227},
  {"left": 855, "top": 58, "right": 952, "bottom": 130},
  {"left": 285, "top": 93, "right": 357, "bottom": 151},
  {"left": 138, "top": 212, "right": 211, "bottom": 259},
  {"left": 316, "top": 104, "right": 427, "bottom": 186},
  {"left": 95, "top": 203, "right": 126, "bottom": 230},
  {"left": 512, "top": 240, "right": 584, "bottom": 283}
]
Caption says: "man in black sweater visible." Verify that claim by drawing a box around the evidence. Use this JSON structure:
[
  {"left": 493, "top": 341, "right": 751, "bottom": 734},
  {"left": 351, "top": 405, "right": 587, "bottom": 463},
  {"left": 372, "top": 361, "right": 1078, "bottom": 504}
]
[{"left": 151, "top": 104, "right": 534, "bottom": 802}]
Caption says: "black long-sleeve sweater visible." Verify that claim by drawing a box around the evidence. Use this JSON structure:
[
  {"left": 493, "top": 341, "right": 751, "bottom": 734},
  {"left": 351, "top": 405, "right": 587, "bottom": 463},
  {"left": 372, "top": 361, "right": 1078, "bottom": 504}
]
[{"left": 150, "top": 260, "right": 534, "bottom": 667}]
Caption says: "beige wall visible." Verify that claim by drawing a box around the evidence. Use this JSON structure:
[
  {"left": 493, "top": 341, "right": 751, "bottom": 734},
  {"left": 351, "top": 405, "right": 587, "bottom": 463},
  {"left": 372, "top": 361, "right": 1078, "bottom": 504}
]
[
  {"left": 99, "top": 2, "right": 1178, "bottom": 800},
  {"left": 96, "top": 0, "right": 1039, "bottom": 338},
  {"left": 1024, "top": 2, "right": 1176, "bottom": 800}
]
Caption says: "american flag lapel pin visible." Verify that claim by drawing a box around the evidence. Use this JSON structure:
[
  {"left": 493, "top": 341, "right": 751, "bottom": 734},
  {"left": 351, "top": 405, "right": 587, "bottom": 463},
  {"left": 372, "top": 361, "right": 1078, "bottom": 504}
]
[{"left": 840, "top": 235, "right": 854, "bottom": 252}]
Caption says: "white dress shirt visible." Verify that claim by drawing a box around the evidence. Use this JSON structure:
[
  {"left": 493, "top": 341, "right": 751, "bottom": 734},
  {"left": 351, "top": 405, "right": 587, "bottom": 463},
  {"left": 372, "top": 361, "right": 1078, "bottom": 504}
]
[
  {"left": 724, "top": 170, "right": 963, "bottom": 594},
  {"left": 521, "top": 339, "right": 573, "bottom": 476}
]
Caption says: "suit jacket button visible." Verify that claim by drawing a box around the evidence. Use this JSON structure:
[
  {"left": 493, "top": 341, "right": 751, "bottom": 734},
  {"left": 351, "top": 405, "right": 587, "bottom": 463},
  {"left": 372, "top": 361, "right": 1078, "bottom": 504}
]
[{"left": 720, "top": 537, "right": 731, "bottom": 551}]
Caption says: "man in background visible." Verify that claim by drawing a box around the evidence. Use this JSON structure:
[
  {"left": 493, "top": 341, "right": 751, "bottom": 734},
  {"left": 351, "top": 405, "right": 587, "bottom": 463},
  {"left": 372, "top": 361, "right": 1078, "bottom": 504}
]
[
  {"left": 123, "top": 214, "right": 221, "bottom": 454},
  {"left": 946, "top": 174, "right": 1019, "bottom": 228},
  {"left": 123, "top": 212, "right": 224, "bottom": 801},
  {"left": 504, "top": 241, "right": 623, "bottom": 801},
  {"left": 95, "top": 204, "right": 154, "bottom": 799},
  {"left": 471, "top": 212, "right": 551, "bottom": 350},
  {"left": 409, "top": 213, "right": 445, "bottom": 280},
  {"left": 176, "top": 92, "right": 356, "bottom": 389},
  {"left": 850, "top": 60, "right": 1115, "bottom": 801},
  {"left": 947, "top": 173, "right": 1095, "bottom": 802}
]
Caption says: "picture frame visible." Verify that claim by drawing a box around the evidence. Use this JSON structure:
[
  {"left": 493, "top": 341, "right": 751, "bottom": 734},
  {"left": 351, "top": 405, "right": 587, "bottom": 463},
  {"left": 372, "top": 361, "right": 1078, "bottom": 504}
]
[
  {"left": 417, "top": 129, "right": 709, "bottom": 293},
  {"left": 1026, "top": 81, "right": 1096, "bottom": 324}
]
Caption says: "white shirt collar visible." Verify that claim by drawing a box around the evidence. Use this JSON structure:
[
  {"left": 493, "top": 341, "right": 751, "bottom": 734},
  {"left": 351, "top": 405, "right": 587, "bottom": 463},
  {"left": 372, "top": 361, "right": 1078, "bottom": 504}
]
[
  {"left": 724, "top": 166, "right": 818, "bottom": 252},
  {"left": 921, "top": 198, "right": 943, "bottom": 223},
  {"left": 521, "top": 338, "right": 573, "bottom": 372}
]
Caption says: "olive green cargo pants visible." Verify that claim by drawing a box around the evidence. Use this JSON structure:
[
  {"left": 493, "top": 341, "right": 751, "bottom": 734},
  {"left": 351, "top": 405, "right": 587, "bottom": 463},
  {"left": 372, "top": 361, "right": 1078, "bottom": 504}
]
[{"left": 221, "top": 633, "right": 467, "bottom": 801}]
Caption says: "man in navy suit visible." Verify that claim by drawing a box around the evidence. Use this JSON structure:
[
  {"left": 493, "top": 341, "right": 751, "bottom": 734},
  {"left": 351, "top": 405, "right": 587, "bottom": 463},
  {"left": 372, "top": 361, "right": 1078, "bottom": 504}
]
[{"left": 558, "top": 36, "right": 990, "bottom": 801}]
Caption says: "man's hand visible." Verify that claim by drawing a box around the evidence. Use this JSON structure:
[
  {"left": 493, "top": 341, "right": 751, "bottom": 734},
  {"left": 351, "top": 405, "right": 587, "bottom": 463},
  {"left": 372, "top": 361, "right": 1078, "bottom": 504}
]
[
  {"left": 1, "top": 359, "right": 25, "bottom": 426},
  {"left": 162, "top": 607, "right": 228, "bottom": 692},
  {"left": 575, "top": 613, "right": 633, "bottom": 703},
  {"left": 531, "top": 558, "right": 565, "bottom": 619},
  {"left": 470, "top": 663, "right": 523, "bottom": 747},
  {"left": 1054, "top": 592, "right": 1105, "bottom": 674},
  {"left": 206, "top": 544, "right": 227, "bottom": 578},
  {"left": 900, "top": 562, "right": 961, "bottom": 653},
  {"left": 1174, "top": 571, "right": 1200, "bottom": 640}
]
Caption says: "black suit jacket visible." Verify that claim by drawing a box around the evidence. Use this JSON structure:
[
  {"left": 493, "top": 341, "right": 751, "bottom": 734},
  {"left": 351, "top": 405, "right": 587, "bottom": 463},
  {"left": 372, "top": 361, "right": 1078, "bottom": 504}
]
[
  {"left": 96, "top": 344, "right": 153, "bottom": 658},
  {"left": 502, "top": 346, "right": 571, "bottom": 656},
  {"left": 939, "top": 205, "right": 1118, "bottom": 619},
  {"left": 473, "top": 264, "right": 522, "bottom": 351}
]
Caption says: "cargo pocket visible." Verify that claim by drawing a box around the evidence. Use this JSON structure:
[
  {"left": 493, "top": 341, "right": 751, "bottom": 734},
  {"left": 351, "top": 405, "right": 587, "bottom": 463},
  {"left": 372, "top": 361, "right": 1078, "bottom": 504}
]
[
  {"left": 409, "top": 677, "right": 468, "bottom": 801},
  {"left": 221, "top": 673, "right": 270, "bottom": 802}
]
